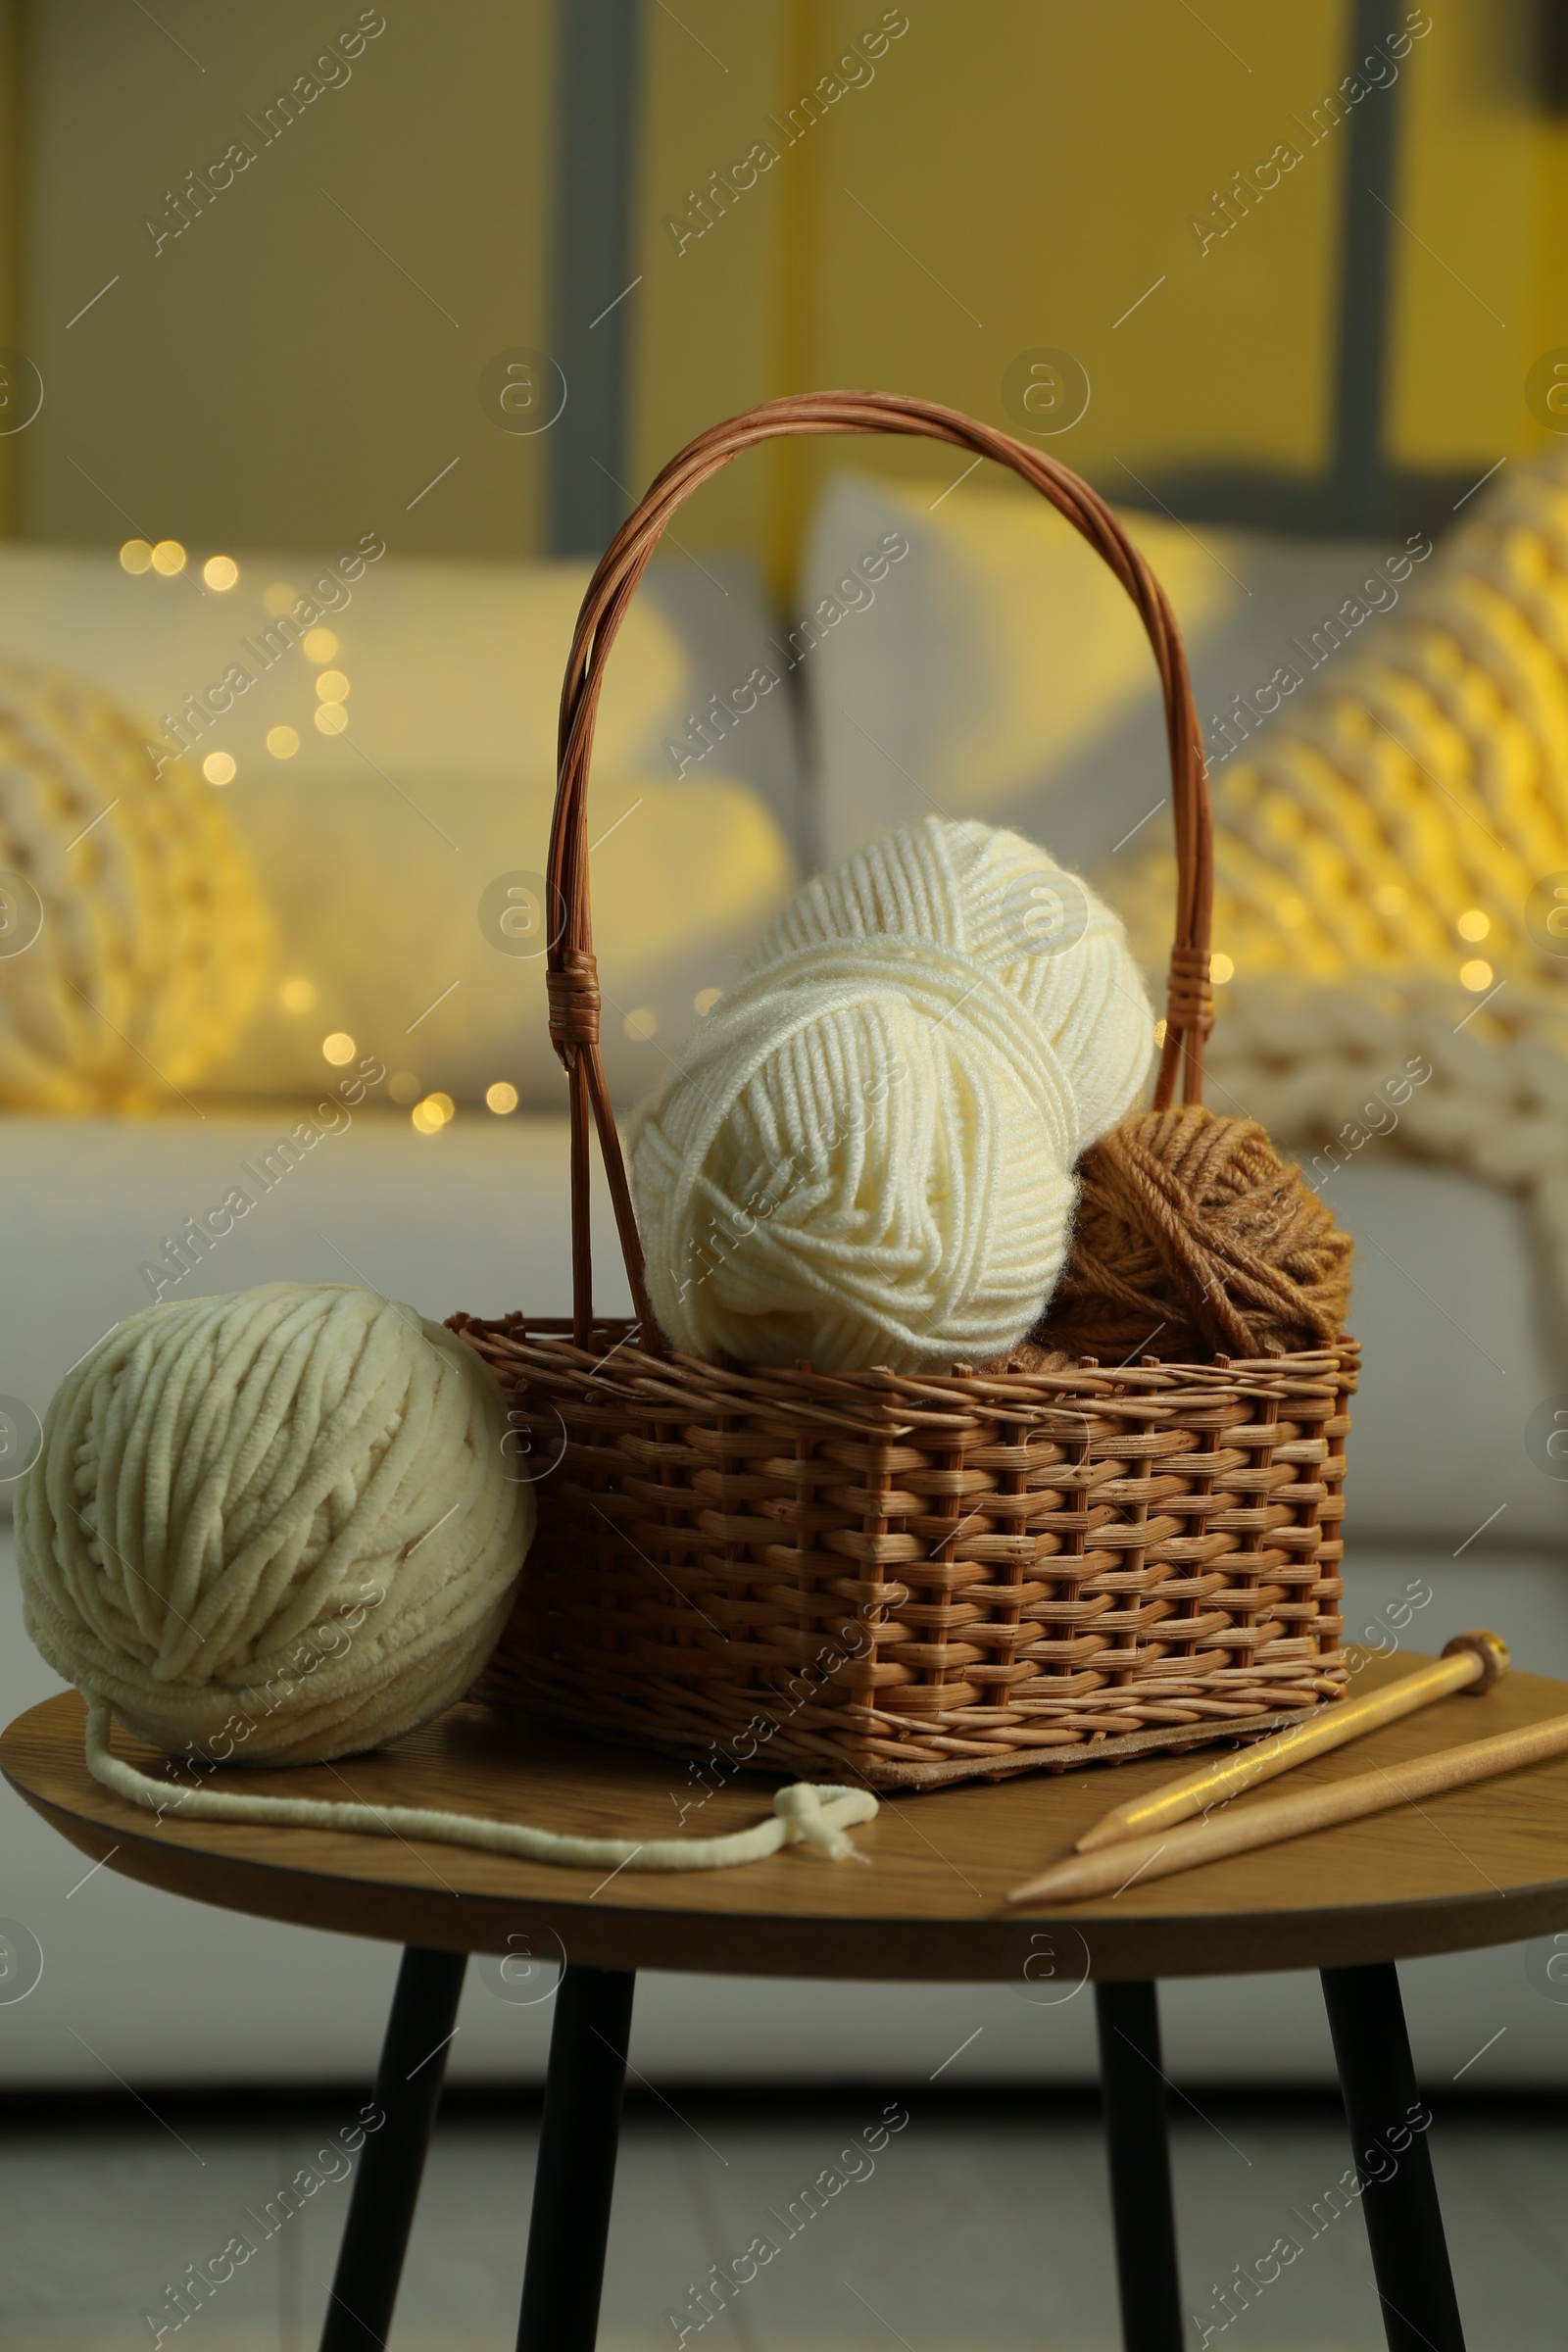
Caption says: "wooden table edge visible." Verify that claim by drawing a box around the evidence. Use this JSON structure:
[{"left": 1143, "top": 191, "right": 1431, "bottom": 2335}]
[{"left": 11, "top": 1759, "right": 1568, "bottom": 1984}]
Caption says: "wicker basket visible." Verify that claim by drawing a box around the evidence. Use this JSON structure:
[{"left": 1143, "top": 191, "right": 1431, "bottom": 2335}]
[{"left": 457, "top": 391, "right": 1354, "bottom": 1791}]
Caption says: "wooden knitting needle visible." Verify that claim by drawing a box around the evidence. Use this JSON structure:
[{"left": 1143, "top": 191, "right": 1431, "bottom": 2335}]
[
  {"left": 1074, "top": 1629, "right": 1510, "bottom": 1854},
  {"left": 1006, "top": 1706, "right": 1568, "bottom": 1908}
]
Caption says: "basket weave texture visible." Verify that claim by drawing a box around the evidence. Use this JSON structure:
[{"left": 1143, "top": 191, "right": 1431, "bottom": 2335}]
[
  {"left": 461, "top": 1317, "right": 1353, "bottom": 1788},
  {"left": 457, "top": 391, "right": 1354, "bottom": 1789}
]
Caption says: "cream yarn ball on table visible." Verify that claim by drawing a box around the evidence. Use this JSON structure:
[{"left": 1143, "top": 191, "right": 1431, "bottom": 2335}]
[
  {"left": 20, "top": 1282, "right": 531, "bottom": 1768},
  {"left": 19, "top": 1281, "right": 879, "bottom": 1871},
  {"left": 631, "top": 817, "right": 1154, "bottom": 1371}
]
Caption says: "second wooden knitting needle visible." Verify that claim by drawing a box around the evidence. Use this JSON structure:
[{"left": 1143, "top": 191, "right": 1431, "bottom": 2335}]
[{"left": 1007, "top": 1706, "right": 1568, "bottom": 1908}]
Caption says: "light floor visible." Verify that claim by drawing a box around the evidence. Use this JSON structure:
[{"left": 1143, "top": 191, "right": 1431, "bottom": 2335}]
[{"left": 2, "top": 2090, "right": 1566, "bottom": 2350}]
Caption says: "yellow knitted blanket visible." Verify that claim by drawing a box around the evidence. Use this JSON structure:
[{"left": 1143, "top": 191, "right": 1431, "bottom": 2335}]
[
  {"left": 1110, "top": 446, "right": 1568, "bottom": 1296},
  {"left": 0, "top": 662, "right": 270, "bottom": 1108}
]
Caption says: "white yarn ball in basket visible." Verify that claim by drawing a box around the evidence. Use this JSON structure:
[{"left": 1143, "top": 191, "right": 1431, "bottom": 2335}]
[
  {"left": 0, "top": 661, "right": 270, "bottom": 1108},
  {"left": 751, "top": 815, "right": 1152, "bottom": 1151},
  {"left": 630, "top": 820, "right": 1154, "bottom": 1372},
  {"left": 632, "top": 951, "right": 1077, "bottom": 1371},
  {"left": 17, "top": 1282, "right": 532, "bottom": 1766}
]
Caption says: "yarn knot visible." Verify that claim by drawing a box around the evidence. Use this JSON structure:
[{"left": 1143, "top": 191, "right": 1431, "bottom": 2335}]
[
  {"left": 548, "top": 951, "right": 602, "bottom": 1066},
  {"left": 771, "top": 1781, "right": 877, "bottom": 1861}
]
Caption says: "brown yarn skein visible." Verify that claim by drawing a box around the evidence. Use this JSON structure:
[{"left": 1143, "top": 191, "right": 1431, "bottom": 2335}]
[{"left": 1021, "top": 1106, "right": 1353, "bottom": 1365}]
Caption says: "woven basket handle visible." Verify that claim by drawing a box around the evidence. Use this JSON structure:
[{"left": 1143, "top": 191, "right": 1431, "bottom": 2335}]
[{"left": 548, "top": 390, "right": 1213, "bottom": 1347}]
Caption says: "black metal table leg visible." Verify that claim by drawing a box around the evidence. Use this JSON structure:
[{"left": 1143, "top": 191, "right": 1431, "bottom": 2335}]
[
  {"left": 516, "top": 1962, "right": 637, "bottom": 2352},
  {"left": 319, "top": 1944, "right": 467, "bottom": 2352},
  {"left": 1320, "top": 1962, "right": 1466, "bottom": 2352},
  {"left": 1095, "top": 1980, "right": 1184, "bottom": 2352}
]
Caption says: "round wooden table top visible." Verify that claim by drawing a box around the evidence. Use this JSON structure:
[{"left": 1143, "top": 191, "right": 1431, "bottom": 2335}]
[{"left": 8, "top": 1649, "right": 1568, "bottom": 1983}]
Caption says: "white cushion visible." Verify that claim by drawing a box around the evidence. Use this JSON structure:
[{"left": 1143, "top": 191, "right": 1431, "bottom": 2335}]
[
  {"left": 801, "top": 469, "right": 1396, "bottom": 873},
  {"left": 0, "top": 545, "right": 800, "bottom": 1108},
  {"left": 0, "top": 542, "right": 685, "bottom": 778},
  {"left": 196, "top": 765, "right": 796, "bottom": 1109}
]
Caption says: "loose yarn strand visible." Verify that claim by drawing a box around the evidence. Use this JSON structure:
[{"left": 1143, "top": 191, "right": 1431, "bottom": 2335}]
[{"left": 82, "top": 1699, "right": 878, "bottom": 1871}]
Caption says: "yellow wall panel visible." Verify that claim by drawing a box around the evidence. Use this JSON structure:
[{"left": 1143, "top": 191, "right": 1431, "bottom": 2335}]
[
  {"left": 626, "top": 0, "right": 792, "bottom": 553},
  {"left": 1387, "top": 0, "right": 1551, "bottom": 470},
  {"left": 17, "top": 3, "right": 555, "bottom": 556},
  {"left": 5, "top": 0, "right": 1563, "bottom": 567},
  {"left": 802, "top": 0, "right": 1346, "bottom": 463},
  {"left": 631, "top": 0, "right": 1352, "bottom": 576}
]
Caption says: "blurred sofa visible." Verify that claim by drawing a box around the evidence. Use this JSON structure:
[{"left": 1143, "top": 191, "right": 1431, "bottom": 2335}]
[{"left": 3, "top": 487, "right": 1565, "bottom": 2092}]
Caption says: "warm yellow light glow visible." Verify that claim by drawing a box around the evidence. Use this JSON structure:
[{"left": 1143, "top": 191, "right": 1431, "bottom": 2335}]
[
  {"left": 388, "top": 1069, "right": 421, "bottom": 1104},
  {"left": 266, "top": 725, "right": 300, "bottom": 760},
  {"left": 623, "top": 1005, "right": 660, "bottom": 1040},
  {"left": 119, "top": 538, "right": 153, "bottom": 574},
  {"left": 485, "top": 1081, "right": 519, "bottom": 1114},
  {"left": 1153, "top": 1016, "right": 1167, "bottom": 1047},
  {"left": 263, "top": 582, "right": 298, "bottom": 616},
  {"left": 315, "top": 669, "right": 350, "bottom": 704},
  {"left": 303, "top": 627, "right": 339, "bottom": 663},
  {"left": 1372, "top": 882, "right": 1408, "bottom": 917},
  {"left": 1460, "top": 959, "right": 1494, "bottom": 992},
  {"left": 279, "top": 975, "right": 317, "bottom": 1014},
  {"left": 694, "top": 986, "right": 722, "bottom": 1016},
  {"left": 151, "top": 539, "right": 186, "bottom": 576},
  {"left": 412, "top": 1092, "right": 455, "bottom": 1134},
  {"left": 202, "top": 751, "right": 237, "bottom": 786},
  {"left": 1209, "top": 952, "right": 1235, "bottom": 984},
  {"left": 203, "top": 555, "right": 239, "bottom": 591},
  {"left": 315, "top": 704, "right": 348, "bottom": 736},
  {"left": 1457, "top": 907, "right": 1490, "bottom": 942},
  {"left": 321, "top": 1031, "right": 357, "bottom": 1065},
  {"left": 1275, "top": 896, "right": 1307, "bottom": 929}
]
